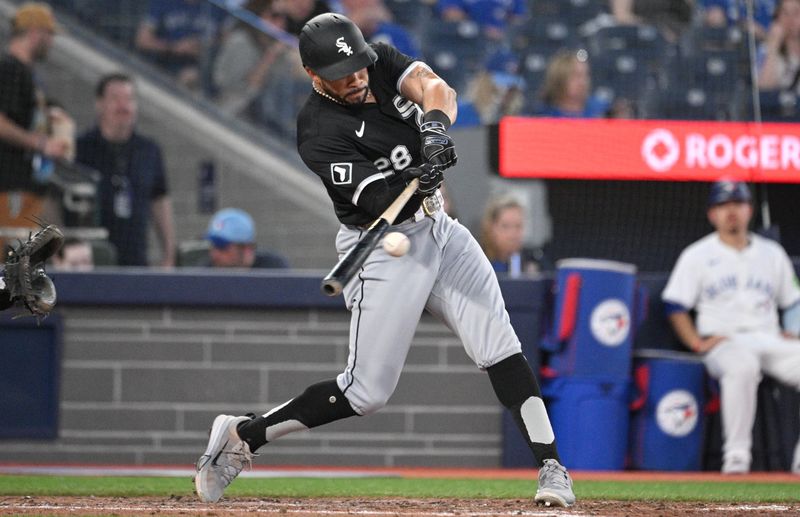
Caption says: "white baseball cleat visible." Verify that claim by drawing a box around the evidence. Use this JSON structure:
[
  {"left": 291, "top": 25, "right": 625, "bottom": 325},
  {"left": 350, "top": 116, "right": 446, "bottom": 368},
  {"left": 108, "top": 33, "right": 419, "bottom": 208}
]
[
  {"left": 534, "top": 458, "right": 576, "bottom": 508},
  {"left": 194, "top": 414, "right": 254, "bottom": 503}
]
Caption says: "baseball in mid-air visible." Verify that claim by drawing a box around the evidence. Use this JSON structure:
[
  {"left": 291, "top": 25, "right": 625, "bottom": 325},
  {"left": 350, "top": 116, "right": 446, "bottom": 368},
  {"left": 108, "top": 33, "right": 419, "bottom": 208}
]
[{"left": 383, "top": 231, "right": 410, "bottom": 257}]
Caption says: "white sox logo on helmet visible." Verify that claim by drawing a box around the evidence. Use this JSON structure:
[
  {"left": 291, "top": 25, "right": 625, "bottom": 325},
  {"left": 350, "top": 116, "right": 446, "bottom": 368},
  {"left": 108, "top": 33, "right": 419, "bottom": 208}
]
[{"left": 336, "top": 37, "right": 353, "bottom": 56}]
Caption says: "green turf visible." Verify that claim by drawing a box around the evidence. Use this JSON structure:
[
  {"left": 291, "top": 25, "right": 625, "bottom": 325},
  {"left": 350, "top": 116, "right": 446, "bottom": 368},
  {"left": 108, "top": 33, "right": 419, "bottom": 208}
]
[{"left": 0, "top": 475, "right": 798, "bottom": 502}]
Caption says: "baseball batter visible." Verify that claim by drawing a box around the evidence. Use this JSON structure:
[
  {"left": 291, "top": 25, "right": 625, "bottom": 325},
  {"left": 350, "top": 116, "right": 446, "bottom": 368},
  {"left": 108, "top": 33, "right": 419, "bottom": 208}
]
[
  {"left": 662, "top": 179, "right": 800, "bottom": 474},
  {"left": 195, "top": 13, "right": 575, "bottom": 507}
]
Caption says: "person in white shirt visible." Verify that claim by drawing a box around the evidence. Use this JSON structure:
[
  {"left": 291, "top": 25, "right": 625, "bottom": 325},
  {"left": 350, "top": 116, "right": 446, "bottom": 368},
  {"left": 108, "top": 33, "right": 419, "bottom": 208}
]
[{"left": 662, "top": 179, "right": 800, "bottom": 475}]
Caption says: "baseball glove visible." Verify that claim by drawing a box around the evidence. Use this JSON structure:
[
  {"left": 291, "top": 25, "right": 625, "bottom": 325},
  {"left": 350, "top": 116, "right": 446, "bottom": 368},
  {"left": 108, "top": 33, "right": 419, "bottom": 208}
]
[{"left": 3, "top": 224, "right": 63, "bottom": 317}]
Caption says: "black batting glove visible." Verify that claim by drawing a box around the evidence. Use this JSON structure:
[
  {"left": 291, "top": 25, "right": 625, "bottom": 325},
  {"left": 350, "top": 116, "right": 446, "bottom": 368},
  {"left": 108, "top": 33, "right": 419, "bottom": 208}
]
[
  {"left": 404, "top": 163, "right": 443, "bottom": 195},
  {"left": 420, "top": 110, "right": 457, "bottom": 170}
]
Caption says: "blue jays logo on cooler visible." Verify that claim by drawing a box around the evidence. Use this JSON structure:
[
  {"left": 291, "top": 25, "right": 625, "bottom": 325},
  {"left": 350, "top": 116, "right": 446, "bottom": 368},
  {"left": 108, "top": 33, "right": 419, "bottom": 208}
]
[
  {"left": 656, "top": 389, "right": 699, "bottom": 438},
  {"left": 589, "top": 299, "right": 630, "bottom": 347}
]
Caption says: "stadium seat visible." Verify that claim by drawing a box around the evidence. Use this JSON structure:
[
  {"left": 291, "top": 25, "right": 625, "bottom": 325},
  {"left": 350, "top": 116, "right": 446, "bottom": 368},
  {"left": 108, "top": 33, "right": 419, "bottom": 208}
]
[
  {"left": 660, "top": 51, "right": 741, "bottom": 119},
  {"left": 531, "top": 0, "right": 607, "bottom": 24},
  {"left": 590, "top": 50, "right": 655, "bottom": 108},
  {"left": 177, "top": 240, "right": 211, "bottom": 267},
  {"left": 518, "top": 46, "right": 562, "bottom": 102},
  {"left": 509, "top": 16, "right": 576, "bottom": 53},
  {"left": 758, "top": 91, "right": 800, "bottom": 122},
  {"left": 655, "top": 85, "right": 727, "bottom": 121},
  {"left": 675, "top": 51, "right": 739, "bottom": 93},
  {"left": 588, "top": 24, "right": 666, "bottom": 54},
  {"left": 90, "top": 239, "right": 118, "bottom": 267},
  {"left": 421, "top": 20, "right": 486, "bottom": 92},
  {"left": 384, "top": 0, "right": 430, "bottom": 32},
  {"left": 680, "top": 25, "right": 744, "bottom": 55}
]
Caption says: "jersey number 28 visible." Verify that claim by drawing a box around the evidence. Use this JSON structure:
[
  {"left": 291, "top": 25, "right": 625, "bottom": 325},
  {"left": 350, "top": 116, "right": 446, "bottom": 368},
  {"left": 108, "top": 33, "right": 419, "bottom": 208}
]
[{"left": 374, "top": 145, "right": 413, "bottom": 174}]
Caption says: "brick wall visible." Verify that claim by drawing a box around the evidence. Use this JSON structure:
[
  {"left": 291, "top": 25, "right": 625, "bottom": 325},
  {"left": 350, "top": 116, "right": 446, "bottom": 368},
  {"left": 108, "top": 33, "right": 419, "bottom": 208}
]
[{"left": 1, "top": 305, "right": 507, "bottom": 468}]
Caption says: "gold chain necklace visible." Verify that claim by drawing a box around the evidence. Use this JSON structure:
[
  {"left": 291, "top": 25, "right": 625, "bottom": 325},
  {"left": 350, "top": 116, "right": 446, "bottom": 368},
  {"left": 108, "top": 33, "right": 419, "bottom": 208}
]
[{"left": 313, "top": 82, "right": 345, "bottom": 105}]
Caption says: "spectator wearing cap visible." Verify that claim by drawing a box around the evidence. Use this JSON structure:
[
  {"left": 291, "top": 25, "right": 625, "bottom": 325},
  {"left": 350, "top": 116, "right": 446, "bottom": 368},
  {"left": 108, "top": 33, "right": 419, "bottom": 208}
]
[
  {"left": 204, "top": 208, "right": 289, "bottom": 268},
  {"left": 533, "top": 49, "right": 632, "bottom": 119},
  {"left": 456, "top": 48, "right": 526, "bottom": 126},
  {"left": 662, "top": 179, "right": 800, "bottom": 475},
  {"left": 0, "top": 2, "right": 73, "bottom": 238}
]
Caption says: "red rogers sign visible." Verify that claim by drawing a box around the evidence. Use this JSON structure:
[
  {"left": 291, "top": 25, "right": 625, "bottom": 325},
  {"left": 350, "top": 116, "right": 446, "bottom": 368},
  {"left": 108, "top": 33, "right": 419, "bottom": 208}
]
[{"left": 497, "top": 117, "right": 800, "bottom": 182}]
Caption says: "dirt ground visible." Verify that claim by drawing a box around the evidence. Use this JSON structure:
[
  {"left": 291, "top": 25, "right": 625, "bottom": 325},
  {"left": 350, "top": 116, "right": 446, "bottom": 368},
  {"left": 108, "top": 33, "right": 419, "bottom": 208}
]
[{"left": 2, "top": 496, "right": 800, "bottom": 517}]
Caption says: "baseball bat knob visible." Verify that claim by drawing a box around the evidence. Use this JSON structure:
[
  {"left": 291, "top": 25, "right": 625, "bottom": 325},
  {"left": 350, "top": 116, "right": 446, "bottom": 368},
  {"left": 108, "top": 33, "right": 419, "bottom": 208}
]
[{"left": 321, "top": 277, "right": 343, "bottom": 297}]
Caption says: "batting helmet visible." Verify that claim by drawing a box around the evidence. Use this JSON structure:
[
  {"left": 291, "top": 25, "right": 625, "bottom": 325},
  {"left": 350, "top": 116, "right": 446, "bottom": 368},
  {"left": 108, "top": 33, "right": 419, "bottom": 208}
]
[
  {"left": 708, "top": 179, "right": 751, "bottom": 206},
  {"left": 299, "top": 13, "right": 378, "bottom": 81}
]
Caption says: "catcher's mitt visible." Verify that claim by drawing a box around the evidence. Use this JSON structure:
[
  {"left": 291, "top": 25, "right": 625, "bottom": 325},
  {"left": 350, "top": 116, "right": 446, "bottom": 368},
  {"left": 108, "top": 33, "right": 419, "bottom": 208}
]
[{"left": 4, "top": 224, "right": 63, "bottom": 317}]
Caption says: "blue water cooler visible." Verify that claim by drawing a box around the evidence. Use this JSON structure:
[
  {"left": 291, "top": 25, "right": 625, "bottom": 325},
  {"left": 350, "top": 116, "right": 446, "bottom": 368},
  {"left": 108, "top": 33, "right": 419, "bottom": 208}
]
[
  {"left": 628, "top": 350, "right": 706, "bottom": 471},
  {"left": 519, "top": 259, "right": 639, "bottom": 470},
  {"left": 542, "top": 259, "right": 639, "bottom": 379},
  {"left": 542, "top": 377, "right": 631, "bottom": 470}
]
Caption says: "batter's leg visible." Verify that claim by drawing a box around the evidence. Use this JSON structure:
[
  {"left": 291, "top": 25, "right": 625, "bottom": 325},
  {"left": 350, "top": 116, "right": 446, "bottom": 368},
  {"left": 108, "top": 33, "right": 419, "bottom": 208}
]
[
  {"left": 236, "top": 380, "right": 358, "bottom": 452},
  {"left": 486, "top": 353, "right": 560, "bottom": 465},
  {"left": 425, "top": 217, "right": 560, "bottom": 465},
  {"left": 704, "top": 339, "right": 761, "bottom": 473},
  {"left": 335, "top": 220, "right": 440, "bottom": 415}
]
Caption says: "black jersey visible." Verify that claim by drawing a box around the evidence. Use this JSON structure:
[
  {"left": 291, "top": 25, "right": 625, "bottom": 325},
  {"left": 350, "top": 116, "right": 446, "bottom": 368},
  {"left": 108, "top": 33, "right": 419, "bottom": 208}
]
[{"left": 297, "top": 43, "right": 429, "bottom": 226}]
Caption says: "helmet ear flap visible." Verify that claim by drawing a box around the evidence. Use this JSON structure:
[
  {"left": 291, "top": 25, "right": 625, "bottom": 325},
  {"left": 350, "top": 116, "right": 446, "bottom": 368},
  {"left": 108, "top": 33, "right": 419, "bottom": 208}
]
[{"left": 299, "top": 13, "right": 378, "bottom": 81}]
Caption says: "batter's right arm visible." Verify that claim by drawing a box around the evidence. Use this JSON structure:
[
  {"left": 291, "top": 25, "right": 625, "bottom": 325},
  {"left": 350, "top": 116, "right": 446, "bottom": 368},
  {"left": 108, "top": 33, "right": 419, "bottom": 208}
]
[{"left": 667, "top": 311, "right": 725, "bottom": 353}]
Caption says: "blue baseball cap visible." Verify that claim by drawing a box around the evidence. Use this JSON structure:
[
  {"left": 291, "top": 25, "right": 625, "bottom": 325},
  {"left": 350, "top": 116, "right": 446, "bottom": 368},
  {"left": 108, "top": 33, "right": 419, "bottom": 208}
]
[
  {"left": 206, "top": 208, "right": 255, "bottom": 247},
  {"left": 708, "top": 179, "right": 751, "bottom": 207}
]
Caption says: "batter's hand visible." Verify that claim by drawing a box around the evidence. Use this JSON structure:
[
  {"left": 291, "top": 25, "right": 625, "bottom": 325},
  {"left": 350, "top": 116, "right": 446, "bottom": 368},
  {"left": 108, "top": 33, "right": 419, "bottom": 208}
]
[
  {"left": 691, "top": 335, "right": 726, "bottom": 353},
  {"left": 404, "top": 163, "right": 442, "bottom": 195},
  {"left": 420, "top": 111, "right": 457, "bottom": 170}
]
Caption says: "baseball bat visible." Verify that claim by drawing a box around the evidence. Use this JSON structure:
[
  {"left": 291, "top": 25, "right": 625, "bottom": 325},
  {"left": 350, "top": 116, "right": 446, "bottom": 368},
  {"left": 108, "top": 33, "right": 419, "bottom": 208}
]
[{"left": 321, "top": 178, "right": 420, "bottom": 296}]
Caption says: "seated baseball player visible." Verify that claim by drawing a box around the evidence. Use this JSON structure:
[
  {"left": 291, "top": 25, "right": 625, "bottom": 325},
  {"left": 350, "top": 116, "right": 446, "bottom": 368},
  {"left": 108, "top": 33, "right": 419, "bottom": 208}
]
[{"left": 662, "top": 179, "right": 800, "bottom": 475}]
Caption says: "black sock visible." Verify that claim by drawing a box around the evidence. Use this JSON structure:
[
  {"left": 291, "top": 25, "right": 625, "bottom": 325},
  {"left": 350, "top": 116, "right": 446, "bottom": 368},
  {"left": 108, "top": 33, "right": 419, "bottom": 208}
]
[
  {"left": 487, "top": 353, "right": 560, "bottom": 467},
  {"left": 236, "top": 380, "right": 358, "bottom": 452}
]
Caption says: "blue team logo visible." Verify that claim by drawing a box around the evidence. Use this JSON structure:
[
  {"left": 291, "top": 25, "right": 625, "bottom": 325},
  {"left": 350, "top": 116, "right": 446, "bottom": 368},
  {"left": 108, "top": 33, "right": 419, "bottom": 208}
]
[
  {"left": 331, "top": 163, "right": 353, "bottom": 185},
  {"left": 656, "top": 390, "right": 699, "bottom": 438},
  {"left": 590, "top": 299, "right": 630, "bottom": 347}
]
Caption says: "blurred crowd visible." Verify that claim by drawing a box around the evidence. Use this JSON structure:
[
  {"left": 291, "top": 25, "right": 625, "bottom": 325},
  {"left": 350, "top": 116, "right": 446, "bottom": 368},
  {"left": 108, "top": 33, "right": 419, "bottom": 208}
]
[
  {"left": 3, "top": 0, "right": 799, "bottom": 271},
  {"left": 40, "top": 0, "right": 800, "bottom": 137}
]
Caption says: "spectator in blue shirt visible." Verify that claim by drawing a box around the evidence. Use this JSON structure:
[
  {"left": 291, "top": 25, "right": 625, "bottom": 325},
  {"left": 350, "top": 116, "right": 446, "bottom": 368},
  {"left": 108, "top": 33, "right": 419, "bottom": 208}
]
[
  {"left": 76, "top": 73, "right": 176, "bottom": 267},
  {"left": 344, "top": 0, "right": 421, "bottom": 58},
  {"left": 204, "top": 208, "right": 289, "bottom": 269},
  {"left": 703, "top": 0, "right": 775, "bottom": 40},
  {"left": 456, "top": 48, "right": 526, "bottom": 126},
  {"left": 479, "top": 194, "right": 549, "bottom": 276},
  {"left": 135, "top": 0, "right": 224, "bottom": 89},
  {"left": 534, "top": 49, "right": 609, "bottom": 118},
  {"left": 437, "top": 0, "right": 527, "bottom": 41}
]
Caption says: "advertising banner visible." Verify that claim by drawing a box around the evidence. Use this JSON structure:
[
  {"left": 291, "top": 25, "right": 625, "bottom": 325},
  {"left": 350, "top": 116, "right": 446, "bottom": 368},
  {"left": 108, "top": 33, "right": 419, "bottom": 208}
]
[{"left": 498, "top": 117, "right": 800, "bottom": 183}]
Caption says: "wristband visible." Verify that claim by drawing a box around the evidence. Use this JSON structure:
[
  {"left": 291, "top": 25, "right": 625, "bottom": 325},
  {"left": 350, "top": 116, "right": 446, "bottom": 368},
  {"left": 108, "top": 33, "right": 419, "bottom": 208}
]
[{"left": 423, "top": 109, "right": 452, "bottom": 130}]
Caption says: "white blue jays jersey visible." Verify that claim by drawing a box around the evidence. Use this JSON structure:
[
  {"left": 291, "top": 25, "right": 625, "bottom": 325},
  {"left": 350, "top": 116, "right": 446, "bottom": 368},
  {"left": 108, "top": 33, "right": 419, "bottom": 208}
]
[{"left": 662, "top": 233, "right": 800, "bottom": 336}]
